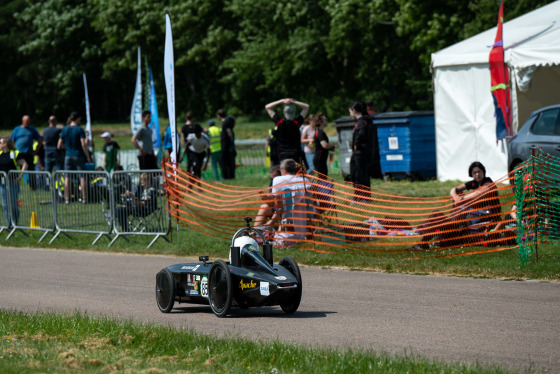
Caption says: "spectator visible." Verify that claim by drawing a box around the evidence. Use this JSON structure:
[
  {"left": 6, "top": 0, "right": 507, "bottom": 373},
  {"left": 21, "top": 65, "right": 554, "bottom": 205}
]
[
  {"left": 265, "top": 98, "right": 309, "bottom": 164},
  {"left": 0, "top": 137, "right": 28, "bottom": 226},
  {"left": 113, "top": 164, "right": 132, "bottom": 201},
  {"left": 132, "top": 110, "right": 157, "bottom": 170},
  {"left": 301, "top": 114, "right": 319, "bottom": 173},
  {"left": 207, "top": 119, "right": 222, "bottom": 180},
  {"left": 163, "top": 123, "right": 181, "bottom": 160},
  {"left": 254, "top": 165, "right": 282, "bottom": 228},
  {"left": 313, "top": 113, "right": 336, "bottom": 178},
  {"left": 185, "top": 124, "right": 210, "bottom": 190},
  {"left": 348, "top": 101, "right": 375, "bottom": 202},
  {"left": 450, "top": 161, "right": 501, "bottom": 223},
  {"left": 265, "top": 127, "right": 279, "bottom": 167},
  {"left": 43, "top": 116, "right": 63, "bottom": 175},
  {"left": 11, "top": 115, "right": 42, "bottom": 190},
  {"left": 33, "top": 139, "right": 46, "bottom": 189},
  {"left": 217, "top": 109, "right": 236, "bottom": 179},
  {"left": 180, "top": 112, "right": 196, "bottom": 169},
  {"left": 57, "top": 111, "right": 92, "bottom": 204},
  {"left": 365, "top": 99, "right": 377, "bottom": 115},
  {"left": 267, "top": 159, "right": 313, "bottom": 246},
  {"left": 116, "top": 172, "right": 157, "bottom": 232},
  {"left": 101, "top": 132, "right": 120, "bottom": 172}
]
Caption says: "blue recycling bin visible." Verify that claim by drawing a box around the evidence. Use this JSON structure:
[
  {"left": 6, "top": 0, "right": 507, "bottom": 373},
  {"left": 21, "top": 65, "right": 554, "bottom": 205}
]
[{"left": 375, "top": 111, "right": 436, "bottom": 181}]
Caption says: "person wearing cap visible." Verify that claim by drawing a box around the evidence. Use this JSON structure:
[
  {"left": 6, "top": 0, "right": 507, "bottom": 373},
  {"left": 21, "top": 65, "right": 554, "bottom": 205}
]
[
  {"left": 57, "top": 111, "right": 92, "bottom": 204},
  {"left": 207, "top": 119, "right": 222, "bottom": 180},
  {"left": 43, "top": 116, "right": 62, "bottom": 173},
  {"left": 11, "top": 114, "right": 43, "bottom": 189},
  {"left": 265, "top": 98, "right": 309, "bottom": 164},
  {"left": 101, "top": 132, "right": 120, "bottom": 172}
]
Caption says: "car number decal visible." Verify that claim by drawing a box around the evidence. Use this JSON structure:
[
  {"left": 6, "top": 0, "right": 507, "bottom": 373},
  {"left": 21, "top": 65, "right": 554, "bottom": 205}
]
[{"left": 200, "top": 276, "right": 208, "bottom": 298}]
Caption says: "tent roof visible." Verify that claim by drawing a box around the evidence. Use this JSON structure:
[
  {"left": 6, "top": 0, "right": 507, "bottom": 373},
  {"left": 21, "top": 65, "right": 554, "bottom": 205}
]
[{"left": 432, "top": 1, "right": 560, "bottom": 69}]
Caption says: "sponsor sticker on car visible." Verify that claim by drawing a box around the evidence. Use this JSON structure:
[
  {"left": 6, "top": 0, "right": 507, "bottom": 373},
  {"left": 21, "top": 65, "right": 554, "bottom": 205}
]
[{"left": 260, "top": 282, "right": 270, "bottom": 296}]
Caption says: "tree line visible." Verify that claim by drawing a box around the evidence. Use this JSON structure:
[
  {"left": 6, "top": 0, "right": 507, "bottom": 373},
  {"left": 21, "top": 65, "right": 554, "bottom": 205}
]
[{"left": 0, "top": 0, "right": 552, "bottom": 129}]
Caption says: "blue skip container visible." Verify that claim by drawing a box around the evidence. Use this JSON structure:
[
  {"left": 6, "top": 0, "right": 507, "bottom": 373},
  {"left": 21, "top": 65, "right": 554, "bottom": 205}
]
[{"left": 375, "top": 111, "right": 436, "bottom": 181}]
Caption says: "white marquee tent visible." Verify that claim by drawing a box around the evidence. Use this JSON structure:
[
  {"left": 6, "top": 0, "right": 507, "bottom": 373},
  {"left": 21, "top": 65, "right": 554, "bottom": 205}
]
[{"left": 431, "top": 1, "right": 560, "bottom": 181}]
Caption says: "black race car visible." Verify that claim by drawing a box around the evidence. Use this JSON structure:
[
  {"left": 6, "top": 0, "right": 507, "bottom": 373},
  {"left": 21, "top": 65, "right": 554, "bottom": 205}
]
[{"left": 155, "top": 217, "right": 302, "bottom": 317}]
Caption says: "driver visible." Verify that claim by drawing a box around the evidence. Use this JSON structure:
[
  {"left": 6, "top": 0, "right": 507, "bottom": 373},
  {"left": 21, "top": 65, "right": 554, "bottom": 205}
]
[{"left": 230, "top": 236, "right": 259, "bottom": 265}]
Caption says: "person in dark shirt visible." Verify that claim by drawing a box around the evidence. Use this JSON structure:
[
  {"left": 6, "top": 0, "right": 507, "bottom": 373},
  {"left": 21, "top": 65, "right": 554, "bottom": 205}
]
[
  {"left": 180, "top": 112, "right": 196, "bottom": 169},
  {"left": 11, "top": 115, "right": 42, "bottom": 190},
  {"left": 450, "top": 161, "right": 501, "bottom": 224},
  {"left": 0, "top": 137, "right": 28, "bottom": 225},
  {"left": 43, "top": 116, "right": 62, "bottom": 173},
  {"left": 217, "top": 108, "right": 237, "bottom": 179},
  {"left": 349, "top": 101, "right": 375, "bottom": 202},
  {"left": 58, "top": 112, "right": 92, "bottom": 204},
  {"left": 265, "top": 98, "right": 309, "bottom": 164},
  {"left": 313, "top": 113, "right": 335, "bottom": 178}
]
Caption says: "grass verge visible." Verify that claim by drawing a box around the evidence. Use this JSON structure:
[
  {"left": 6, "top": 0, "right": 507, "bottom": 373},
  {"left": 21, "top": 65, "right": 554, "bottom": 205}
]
[{"left": 0, "top": 310, "right": 519, "bottom": 374}]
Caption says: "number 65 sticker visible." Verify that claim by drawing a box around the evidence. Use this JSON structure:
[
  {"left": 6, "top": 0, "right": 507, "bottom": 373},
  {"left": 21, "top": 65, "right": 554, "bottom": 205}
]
[{"left": 200, "top": 276, "right": 208, "bottom": 298}]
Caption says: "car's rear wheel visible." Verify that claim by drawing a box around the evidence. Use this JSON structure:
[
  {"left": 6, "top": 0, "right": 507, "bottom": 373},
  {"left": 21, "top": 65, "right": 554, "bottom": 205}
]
[
  {"left": 279, "top": 257, "right": 302, "bottom": 314},
  {"left": 208, "top": 260, "right": 233, "bottom": 317},
  {"left": 156, "top": 268, "right": 175, "bottom": 313}
]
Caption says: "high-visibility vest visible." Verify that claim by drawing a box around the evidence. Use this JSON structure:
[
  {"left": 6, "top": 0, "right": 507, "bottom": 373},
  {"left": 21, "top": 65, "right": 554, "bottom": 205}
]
[
  {"left": 208, "top": 126, "right": 222, "bottom": 153},
  {"left": 0, "top": 150, "right": 21, "bottom": 170}
]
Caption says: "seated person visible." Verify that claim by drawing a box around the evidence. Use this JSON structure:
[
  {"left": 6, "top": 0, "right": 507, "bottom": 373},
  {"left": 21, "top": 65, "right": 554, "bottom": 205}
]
[
  {"left": 450, "top": 161, "right": 501, "bottom": 226},
  {"left": 116, "top": 172, "right": 157, "bottom": 232},
  {"left": 254, "top": 165, "right": 281, "bottom": 228},
  {"left": 113, "top": 164, "right": 132, "bottom": 201},
  {"left": 261, "top": 159, "right": 313, "bottom": 246}
]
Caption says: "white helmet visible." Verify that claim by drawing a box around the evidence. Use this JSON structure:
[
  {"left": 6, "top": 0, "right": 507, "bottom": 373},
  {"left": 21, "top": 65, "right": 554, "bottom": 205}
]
[{"left": 230, "top": 235, "right": 259, "bottom": 264}]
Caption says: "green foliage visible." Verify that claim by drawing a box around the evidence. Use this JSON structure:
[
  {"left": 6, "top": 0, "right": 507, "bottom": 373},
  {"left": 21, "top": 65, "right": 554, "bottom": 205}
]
[{"left": 0, "top": 0, "right": 555, "bottom": 128}]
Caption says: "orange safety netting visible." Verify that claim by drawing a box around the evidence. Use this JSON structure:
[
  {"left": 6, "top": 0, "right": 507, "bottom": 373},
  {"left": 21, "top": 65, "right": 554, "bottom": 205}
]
[{"left": 162, "top": 159, "right": 546, "bottom": 258}]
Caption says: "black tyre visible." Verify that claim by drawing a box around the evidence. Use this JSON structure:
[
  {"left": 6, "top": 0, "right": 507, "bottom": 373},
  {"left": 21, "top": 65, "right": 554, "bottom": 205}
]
[
  {"left": 208, "top": 259, "right": 233, "bottom": 317},
  {"left": 279, "top": 257, "right": 302, "bottom": 314},
  {"left": 156, "top": 268, "right": 175, "bottom": 313}
]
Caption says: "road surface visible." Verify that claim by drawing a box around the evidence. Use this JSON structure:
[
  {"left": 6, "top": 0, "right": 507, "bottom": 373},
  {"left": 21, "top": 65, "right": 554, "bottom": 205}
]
[{"left": 1, "top": 247, "right": 558, "bottom": 372}]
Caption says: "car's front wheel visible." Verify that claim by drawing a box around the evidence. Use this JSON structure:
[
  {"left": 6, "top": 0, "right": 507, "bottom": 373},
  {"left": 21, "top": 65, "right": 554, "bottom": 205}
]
[
  {"left": 279, "top": 257, "right": 302, "bottom": 314},
  {"left": 208, "top": 260, "right": 233, "bottom": 317},
  {"left": 156, "top": 268, "right": 175, "bottom": 313}
]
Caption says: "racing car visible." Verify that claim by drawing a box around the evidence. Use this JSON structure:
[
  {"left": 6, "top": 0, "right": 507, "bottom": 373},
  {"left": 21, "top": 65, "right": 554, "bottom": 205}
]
[{"left": 155, "top": 217, "right": 302, "bottom": 317}]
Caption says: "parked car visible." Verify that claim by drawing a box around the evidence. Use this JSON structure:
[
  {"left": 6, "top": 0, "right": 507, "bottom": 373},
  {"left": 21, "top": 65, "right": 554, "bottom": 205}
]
[{"left": 508, "top": 104, "right": 560, "bottom": 172}]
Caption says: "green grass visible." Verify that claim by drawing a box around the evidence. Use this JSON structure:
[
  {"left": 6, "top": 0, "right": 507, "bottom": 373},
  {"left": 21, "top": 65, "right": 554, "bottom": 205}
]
[
  {"left": 3, "top": 173, "right": 558, "bottom": 281},
  {"left": 0, "top": 310, "right": 519, "bottom": 374}
]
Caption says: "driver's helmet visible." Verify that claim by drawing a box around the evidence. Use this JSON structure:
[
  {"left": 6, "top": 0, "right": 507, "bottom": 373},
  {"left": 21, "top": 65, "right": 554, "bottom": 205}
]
[{"left": 230, "top": 235, "right": 259, "bottom": 264}]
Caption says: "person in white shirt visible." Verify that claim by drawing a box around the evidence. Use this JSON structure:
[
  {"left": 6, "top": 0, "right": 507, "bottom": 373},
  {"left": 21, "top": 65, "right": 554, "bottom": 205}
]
[
  {"left": 267, "top": 158, "right": 314, "bottom": 246},
  {"left": 185, "top": 124, "right": 209, "bottom": 191}
]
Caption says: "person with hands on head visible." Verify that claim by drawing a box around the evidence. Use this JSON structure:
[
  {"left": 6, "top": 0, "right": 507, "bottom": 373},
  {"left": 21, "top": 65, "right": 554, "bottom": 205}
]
[{"left": 265, "top": 98, "right": 309, "bottom": 164}]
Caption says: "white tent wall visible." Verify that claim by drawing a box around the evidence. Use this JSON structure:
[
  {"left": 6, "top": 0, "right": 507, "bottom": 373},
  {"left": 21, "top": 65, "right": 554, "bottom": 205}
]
[
  {"left": 431, "top": 1, "right": 560, "bottom": 182},
  {"left": 434, "top": 64, "right": 508, "bottom": 181}
]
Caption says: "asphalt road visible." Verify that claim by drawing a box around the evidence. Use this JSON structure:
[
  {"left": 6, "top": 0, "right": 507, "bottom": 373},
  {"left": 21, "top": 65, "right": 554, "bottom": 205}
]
[{"left": 1, "top": 247, "right": 559, "bottom": 372}]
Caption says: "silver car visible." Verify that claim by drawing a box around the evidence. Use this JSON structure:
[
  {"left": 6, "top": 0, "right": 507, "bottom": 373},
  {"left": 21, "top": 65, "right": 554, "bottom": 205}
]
[{"left": 508, "top": 104, "right": 560, "bottom": 172}]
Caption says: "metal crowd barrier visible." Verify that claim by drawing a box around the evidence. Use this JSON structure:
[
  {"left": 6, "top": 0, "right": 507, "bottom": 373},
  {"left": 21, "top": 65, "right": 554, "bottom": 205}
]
[
  {"left": 0, "top": 172, "right": 10, "bottom": 233},
  {"left": 6, "top": 170, "right": 55, "bottom": 242},
  {"left": 107, "top": 169, "right": 170, "bottom": 248},
  {"left": 50, "top": 170, "right": 113, "bottom": 245}
]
